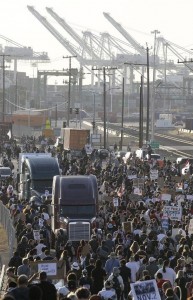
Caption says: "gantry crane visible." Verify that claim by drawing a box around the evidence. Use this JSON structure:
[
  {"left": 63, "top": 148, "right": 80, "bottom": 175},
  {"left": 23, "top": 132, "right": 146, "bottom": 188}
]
[
  {"left": 0, "top": 34, "right": 49, "bottom": 61},
  {"left": 103, "top": 12, "right": 146, "bottom": 55},
  {"left": 27, "top": 6, "right": 82, "bottom": 61},
  {"left": 46, "top": 7, "right": 98, "bottom": 60}
]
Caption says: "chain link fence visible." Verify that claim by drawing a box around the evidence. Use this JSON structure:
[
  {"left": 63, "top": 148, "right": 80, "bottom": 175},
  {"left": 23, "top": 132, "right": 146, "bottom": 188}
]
[{"left": 0, "top": 202, "right": 16, "bottom": 259}]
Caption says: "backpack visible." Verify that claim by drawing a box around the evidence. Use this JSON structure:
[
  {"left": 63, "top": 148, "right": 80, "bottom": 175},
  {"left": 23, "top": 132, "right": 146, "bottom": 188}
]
[{"left": 112, "top": 275, "right": 121, "bottom": 292}]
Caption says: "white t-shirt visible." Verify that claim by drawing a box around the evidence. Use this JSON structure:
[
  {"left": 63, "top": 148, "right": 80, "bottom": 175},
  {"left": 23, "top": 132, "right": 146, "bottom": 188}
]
[
  {"left": 35, "top": 243, "right": 46, "bottom": 255},
  {"left": 126, "top": 261, "right": 139, "bottom": 283},
  {"left": 155, "top": 267, "right": 176, "bottom": 286},
  {"left": 98, "top": 288, "right": 117, "bottom": 300}
]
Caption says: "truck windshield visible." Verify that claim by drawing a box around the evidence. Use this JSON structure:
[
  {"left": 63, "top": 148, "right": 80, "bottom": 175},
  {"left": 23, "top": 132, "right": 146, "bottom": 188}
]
[
  {"left": 60, "top": 205, "right": 95, "bottom": 218},
  {"left": 32, "top": 180, "right": 52, "bottom": 194}
]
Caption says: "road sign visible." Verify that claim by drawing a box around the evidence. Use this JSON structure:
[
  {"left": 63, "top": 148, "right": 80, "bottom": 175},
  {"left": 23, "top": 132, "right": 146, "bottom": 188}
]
[{"left": 150, "top": 141, "right": 160, "bottom": 149}]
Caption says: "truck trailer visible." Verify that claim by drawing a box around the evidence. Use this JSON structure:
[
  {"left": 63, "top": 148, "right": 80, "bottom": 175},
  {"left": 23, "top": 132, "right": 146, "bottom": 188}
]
[
  {"left": 63, "top": 128, "right": 90, "bottom": 158},
  {"left": 18, "top": 153, "right": 60, "bottom": 204}
]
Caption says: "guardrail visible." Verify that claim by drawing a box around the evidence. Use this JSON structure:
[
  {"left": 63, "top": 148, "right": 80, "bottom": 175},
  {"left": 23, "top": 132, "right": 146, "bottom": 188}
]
[
  {"left": 0, "top": 201, "right": 16, "bottom": 259},
  {"left": 0, "top": 265, "right": 5, "bottom": 292}
]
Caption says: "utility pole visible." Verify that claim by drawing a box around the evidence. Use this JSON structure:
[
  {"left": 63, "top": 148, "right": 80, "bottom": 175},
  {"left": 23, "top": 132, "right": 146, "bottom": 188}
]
[
  {"left": 55, "top": 104, "right": 57, "bottom": 127},
  {"left": 151, "top": 30, "right": 160, "bottom": 141},
  {"left": 120, "top": 77, "right": 125, "bottom": 150},
  {"left": 103, "top": 67, "right": 107, "bottom": 149},
  {"left": 124, "top": 60, "right": 149, "bottom": 145},
  {"left": 63, "top": 55, "right": 77, "bottom": 127},
  {"left": 92, "top": 66, "right": 117, "bottom": 149},
  {"left": 0, "top": 54, "right": 10, "bottom": 122},
  {"left": 139, "top": 76, "right": 144, "bottom": 148},
  {"left": 146, "top": 46, "right": 150, "bottom": 142}
]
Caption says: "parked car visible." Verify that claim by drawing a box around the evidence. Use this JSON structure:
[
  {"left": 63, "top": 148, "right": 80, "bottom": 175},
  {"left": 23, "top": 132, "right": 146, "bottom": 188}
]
[{"left": 96, "top": 149, "right": 109, "bottom": 159}]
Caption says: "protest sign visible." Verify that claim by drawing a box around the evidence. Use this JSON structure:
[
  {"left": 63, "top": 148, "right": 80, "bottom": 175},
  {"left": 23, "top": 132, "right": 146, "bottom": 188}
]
[
  {"left": 134, "top": 188, "right": 143, "bottom": 196},
  {"left": 160, "top": 194, "right": 171, "bottom": 202},
  {"left": 122, "top": 221, "right": 132, "bottom": 233},
  {"left": 163, "top": 206, "right": 182, "bottom": 221},
  {"left": 188, "top": 219, "right": 193, "bottom": 236},
  {"left": 150, "top": 170, "right": 158, "bottom": 180},
  {"left": 133, "top": 178, "right": 144, "bottom": 188},
  {"left": 30, "top": 260, "right": 65, "bottom": 280},
  {"left": 33, "top": 230, "right": 40, "bottom": 241},
  {"left": 128, "top": 175, "right": 137, "bottom": 179},
  {"left": 130, "top": 279, "right": 161, "bottom": 300},
  {"left": 172, "top": 228, "right": 186, "bottom": 239},
  {"left": 113, "top": 198, "right": 119, "bottom": 207},
  {"left": 187, "top": 195, "right": 193, "bottom": 201},
  {"left": 161, "top": 218, "right": 169, "bottom": 231}
]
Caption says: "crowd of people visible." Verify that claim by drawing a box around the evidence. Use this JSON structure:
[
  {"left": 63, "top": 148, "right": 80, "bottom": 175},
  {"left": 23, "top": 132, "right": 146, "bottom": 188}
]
[{"left": 1, "top": 135, "right": 193, "bottom": 300}]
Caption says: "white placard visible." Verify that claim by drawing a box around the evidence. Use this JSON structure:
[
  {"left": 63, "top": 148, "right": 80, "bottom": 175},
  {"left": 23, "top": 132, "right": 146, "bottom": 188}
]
[
  {"left": 33, "top": 230, "right": 40, "bottom": 241},
  {"left": 163, "top": 206, "right": 182, "bottom": 221},
  {"left": 160, "top": 194, "right": 171, "bottom": 201},
  {"left": 38, "top": 263, "right": 57, "bottom": 276},
  {"left": 134, "top": 188, "right": 142, "bottom": 195},
  {"left": 128, "top": 175, "right": 137, "bottom": 179},
  {"left": 113, "top": 197, "right": 119, "bottom": 207},
  {"left": 150, "top": 170, "right": 158, "bottom": 180},
  {"left": 130, "top": 279, "right": 161, "bottom": 300},
  {"left": 188, "top": 219, "right": 193, "bottom": 236}
]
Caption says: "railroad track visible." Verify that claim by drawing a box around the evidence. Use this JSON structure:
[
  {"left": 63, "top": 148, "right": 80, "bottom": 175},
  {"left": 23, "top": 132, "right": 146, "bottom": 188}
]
[{"left": 95, "top": 121, "right": 193, "bottom": 158}]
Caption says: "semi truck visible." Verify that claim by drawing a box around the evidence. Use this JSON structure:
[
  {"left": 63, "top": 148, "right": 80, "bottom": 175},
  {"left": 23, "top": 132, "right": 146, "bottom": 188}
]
[
  {"left": 18, "top": 153, "right": 60, "bottom": 204},
  {"left": 50, "top": 174, "right": 98, "bottom": 242}
]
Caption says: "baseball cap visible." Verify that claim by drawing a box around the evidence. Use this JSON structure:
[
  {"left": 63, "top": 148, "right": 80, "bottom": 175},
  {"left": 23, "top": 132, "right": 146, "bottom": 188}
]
[{"left": 149, "top": 257, "right": 156, "bottom": 263}]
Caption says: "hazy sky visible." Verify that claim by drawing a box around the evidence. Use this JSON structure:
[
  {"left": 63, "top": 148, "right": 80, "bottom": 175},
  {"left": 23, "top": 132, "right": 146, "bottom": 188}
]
[{"left": 1, "top": 0, "right": 193, "bottom": 80}]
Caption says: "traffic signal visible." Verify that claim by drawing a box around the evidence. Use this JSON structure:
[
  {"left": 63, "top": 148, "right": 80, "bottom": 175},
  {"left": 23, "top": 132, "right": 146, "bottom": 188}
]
[
  {"left": 92, "top": 121, "right": 95, "bottom": 129},
  {"left": 63, "top": 121, "right": 67, "bottom": 128},
  {"left": 75, "top": 108, "right": 79, "bottom": 114},
  {"left": 69, "top": 108, "right": 73, "bottom": 114}
]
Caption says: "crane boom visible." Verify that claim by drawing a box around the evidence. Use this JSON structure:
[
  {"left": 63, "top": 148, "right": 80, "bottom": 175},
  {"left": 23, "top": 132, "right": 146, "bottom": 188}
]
[
  {"left": 103, "top": 12, "right": 145, "bottom": 55},
  {"left": 27, "top": 6, "right": 81, "bottom": 60},
  {"left": 46, "top": 7, "right": 99, "bottom": 59}
]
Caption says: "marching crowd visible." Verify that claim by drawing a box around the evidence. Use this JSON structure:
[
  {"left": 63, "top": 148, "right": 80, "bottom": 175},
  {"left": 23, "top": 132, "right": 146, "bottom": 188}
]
[{"left": 1, "top": 136, "right": 193, "bottom": 300}]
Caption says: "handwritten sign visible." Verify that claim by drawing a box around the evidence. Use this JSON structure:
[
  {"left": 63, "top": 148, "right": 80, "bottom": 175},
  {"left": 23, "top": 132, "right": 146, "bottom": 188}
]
[
  {"left": 30, "top": 260, "right": 65, "bottom": 280},
  {"left": 38, "top": 263, "right": 57, "bottom": 276},
  {"left": 163, "top": 206, "right": 182, "bottom": 221}
]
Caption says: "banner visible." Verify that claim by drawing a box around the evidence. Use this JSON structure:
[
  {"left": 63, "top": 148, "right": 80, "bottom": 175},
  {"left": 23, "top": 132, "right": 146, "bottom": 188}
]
[
  {"left": 130, "top": 279, "right": 161, "bottom": 300},
  {"left": 163, "top": 206, "right": 182, "bottom": 221}
]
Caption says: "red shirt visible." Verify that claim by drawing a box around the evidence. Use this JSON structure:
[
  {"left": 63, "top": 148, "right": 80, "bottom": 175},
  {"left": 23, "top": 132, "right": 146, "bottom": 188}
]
[{"left": 157, "top": 279, "right": 169, "bottom": 289}]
